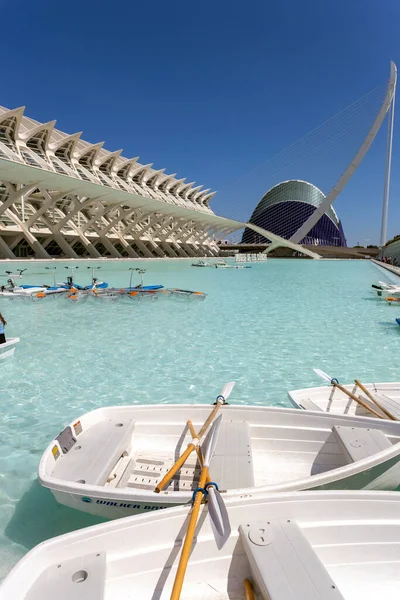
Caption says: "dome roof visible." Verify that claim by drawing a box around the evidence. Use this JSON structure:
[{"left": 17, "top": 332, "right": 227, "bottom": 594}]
[{"left": 251, "top": 180, "right": 339, "bottom": 226}]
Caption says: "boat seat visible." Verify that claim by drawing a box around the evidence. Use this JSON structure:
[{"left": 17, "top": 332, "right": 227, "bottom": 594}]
[
  {"left": 333, "top": 425, "right": 391, "bottom": 463},
  {"left": 296, "top": 398, "right": 323, "bottom": 412},
  {"left": 367, "top": 392, "right": 400, "bottom": 420},
  {"left": 25, "top": 552, "right": 105, "bottom": 600},
  {"left": 207, "top": 420, "right": 254, "bottom": 490},
  {"left": 239, "top": 518, "right": 345, "bottom": 600},
  {"left": 52, "top": 419, "right": 135, "bottom": 486}
]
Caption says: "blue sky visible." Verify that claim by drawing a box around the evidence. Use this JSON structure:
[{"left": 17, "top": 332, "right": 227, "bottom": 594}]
[{"left": 1, "top": 0, "right": 399, "bottom": 245}]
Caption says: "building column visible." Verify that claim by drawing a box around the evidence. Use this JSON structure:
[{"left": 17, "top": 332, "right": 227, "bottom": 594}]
[
  {"left": 134, "top": 239, "right": 153, "bottom": 258},
  {"left": 3, "top": 208, "right": 50, "bottom": 258},
  {"left": 159, "top": 241, "right": 178, "bottom": 257},
  {"left": 53, "top": 234, "right": 79, "bottom": 258},
  {"left": 0, "top": 235, "right": 16, "bottom": 259}
]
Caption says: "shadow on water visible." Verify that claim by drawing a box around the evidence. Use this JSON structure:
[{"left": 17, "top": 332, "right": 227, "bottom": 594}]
[
  {"left": 377, "top": 321, "right": 400, "bottom": 329},
  {"left": 5, "top": 478, "right": 106, "bottom": 551}
]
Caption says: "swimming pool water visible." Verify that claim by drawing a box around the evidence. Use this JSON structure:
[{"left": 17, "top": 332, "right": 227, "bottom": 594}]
[{"left": 0, "top": 257, "right": 399, "bottom": 577}]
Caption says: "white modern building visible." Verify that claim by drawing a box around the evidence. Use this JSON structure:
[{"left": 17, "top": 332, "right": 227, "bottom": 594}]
[{"left": 0, "top": 106, "right": 233, "bottom": 259}]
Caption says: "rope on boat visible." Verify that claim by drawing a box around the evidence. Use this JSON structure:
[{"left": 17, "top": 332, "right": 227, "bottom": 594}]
[{"left": 191, "top": 487, "right": 207, "bottom": 503}]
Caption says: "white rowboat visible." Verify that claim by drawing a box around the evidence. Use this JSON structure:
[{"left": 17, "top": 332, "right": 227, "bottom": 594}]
[
  {"left": 289, "top": 382, "right": 400, "bottom": 419},
  {"left": 39, "top": 403, "right": 400, "bottom": 519},
  {"left": 3, "top": 490, "right": 400, "bottom": 599}
]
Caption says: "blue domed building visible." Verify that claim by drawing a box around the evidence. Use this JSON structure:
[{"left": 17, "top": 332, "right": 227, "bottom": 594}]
[{"left": 242, "top": 180, "right": 347, "bottom": 246}]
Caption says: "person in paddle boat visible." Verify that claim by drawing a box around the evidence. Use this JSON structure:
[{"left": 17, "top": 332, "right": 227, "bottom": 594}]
[{"left": 0, "top": 313, "right": 6, "bottom": 343}]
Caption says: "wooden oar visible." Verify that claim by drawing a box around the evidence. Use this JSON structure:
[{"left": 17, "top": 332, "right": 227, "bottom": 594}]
[
  {"left": 155, "top": 382, "right": 235, "bottom": 493},
  {"left": 170, "top": 415, "right": 223, "bottom": 600},
  {"left": 244, "top": 579, "right": 256, "bottom": 600},
  {"left": 313, "top": 369, "right": 384, "bottom": 419},
  {"left": 187, "top": 420, "right": 207, "bottom": 471},
  {"left": 188, "top": 420, "right": 231, "bottom": 539},
  {"left": 354, "top": 380, "right": 397, "bottom": 421}
]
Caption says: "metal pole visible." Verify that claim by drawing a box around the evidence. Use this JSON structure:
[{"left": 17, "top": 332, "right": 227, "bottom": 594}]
[{"left": 380, "top": 85, "right": 396, "bottom": 247}]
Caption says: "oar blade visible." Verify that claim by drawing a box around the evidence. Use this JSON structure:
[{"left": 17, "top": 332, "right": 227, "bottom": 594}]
[
  {"left": 219, "top": 381, "right": 235, "bottom": 402},
  {"left": 208, "top": 487, "right": 231, "bottom": 549},
  {"left": 313, "top": 368, "right": 333, "bottom": 383},
  {"left": 203, "top": 414, "right": 223, "bottom": 466}
]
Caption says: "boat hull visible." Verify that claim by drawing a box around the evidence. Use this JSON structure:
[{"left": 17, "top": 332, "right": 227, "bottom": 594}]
[
  {"left": 0, "top": 337, "right": 20, "bottom": 359},
  {"left": 4, "top": 490, "right": 400, "bottom": 599},
  {"left": 39, "top": 404, "right": 400, "bottom": 519},
  {"left": 51, "top": 489, "right": 178, "bottom": 518},
  {"left": 47, "top": 451, "right": 400, "bottom": 519}
]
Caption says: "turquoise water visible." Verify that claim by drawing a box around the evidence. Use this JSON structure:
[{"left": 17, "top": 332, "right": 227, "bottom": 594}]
[{"left": 0, "top": 258, "right": 399, "bottom": 577}]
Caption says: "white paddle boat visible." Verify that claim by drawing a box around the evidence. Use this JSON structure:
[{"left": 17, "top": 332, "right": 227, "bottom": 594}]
[
  {"left": 0, "top": 337, "right": 20, "bottom": 359},
  {"left": 215, "top": 259, "right": 251, "bottom": 269},
  {"left": 0, "top": 267, "right": 67, "bottom": 299},
  {"left": 372, "top": 281, "right": 400, "bottom": 298}
]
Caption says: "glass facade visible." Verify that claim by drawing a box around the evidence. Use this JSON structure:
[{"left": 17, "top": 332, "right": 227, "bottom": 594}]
[{"left": 242, "top": 180, "right": 347, "bottom": 247}]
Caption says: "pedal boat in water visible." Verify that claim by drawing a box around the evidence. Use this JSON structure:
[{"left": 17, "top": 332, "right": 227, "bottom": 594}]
[
  {"left": 166, "top": 288, "right": 207, "bottom": 299},
  {"left": 288, "top": 382, "right": 400, "bottom": 419},
  {"left": 0, "top": 337, "right": 20, "bottom": 359},
  {"left": 372, "top": 281, "right": 400, "bottom": 297},
  {"left": 3, "top": 490, "right": 400, "bottom": 600},
  {"left": 0, "top": 286, "right": 66, "bottom": 298},
  {"left": 38, "top": 403, "right": 400, "bottom": 519},
  {"left": 215, "top": 259, "right": 251, "bottom": 269},
  {"left": 191, "top": 260, "right": 213, "bottom": 267}
]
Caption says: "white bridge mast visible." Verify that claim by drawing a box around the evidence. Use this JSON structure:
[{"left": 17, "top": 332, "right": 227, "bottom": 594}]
[
  {"left": 287, "top": 61, "right": 397, "bottom": 248},
  {"left": 380, "top": 72, "right": 396, "bottom": 247}
]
